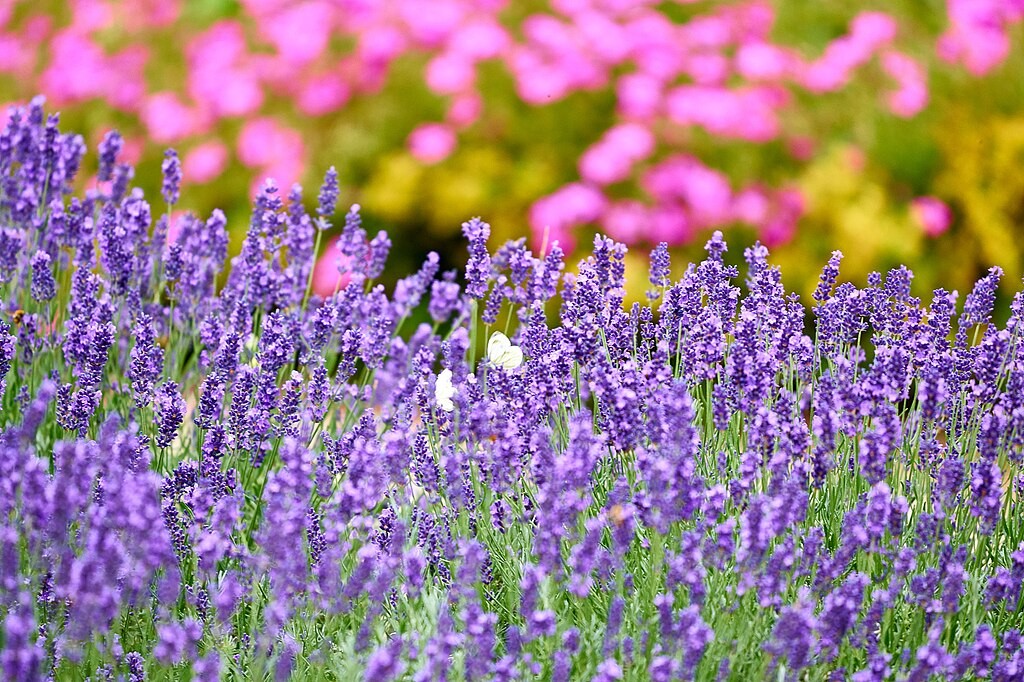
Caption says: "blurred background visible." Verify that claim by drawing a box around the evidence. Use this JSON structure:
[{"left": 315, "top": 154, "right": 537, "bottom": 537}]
[{"left": 1, "top": 0, "right": 1022, "bottom": 303}]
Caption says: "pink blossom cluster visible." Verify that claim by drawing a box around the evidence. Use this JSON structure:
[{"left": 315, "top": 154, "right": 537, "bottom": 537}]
[
  {"left": 0, "top": 0, "right": 1018, "bottom": 249},
  {"left": 513, "top": 4, "right": 939, "bottom": 249},
  {"left": 938, "top": 0, "right": 1024, "bottom": 76}
]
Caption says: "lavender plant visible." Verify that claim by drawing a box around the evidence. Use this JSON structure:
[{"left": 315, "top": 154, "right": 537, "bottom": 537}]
[{"left": 0, "top": 97, "right": 1023, "bottom": 682}]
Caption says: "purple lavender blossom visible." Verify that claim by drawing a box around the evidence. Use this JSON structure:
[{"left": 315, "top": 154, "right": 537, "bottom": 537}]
[
  {"left": 429, "top": 273, "right": 461, "bottom": 323},
  {"left": 813, "top": 250, "right": 843, "bottom": 303},
  {"left": 317, "top": 166, "right": 339, "bottom": 220},
  {"left": 161, "top": 149, "right": 181, "bottom": 205},
  {"left": 154, "top": 381, "right": 185, "bottom": 447},
  {"left": 648, "top": 241, "right": 670, "bottom": 299},
  {"left": 0, "top": 100, "right": 1021, "bottom": 682},
  {"left": 259, "top": 311, "right": 296, "bottom": 373},
  {"left": 30, "top": 250, "right": 56, "bottom": 301},
  {"left": 462, "top": 217, "right": 491, "bottom": 299},
  {"left": 97, "top": 130, "right": 122, "bottom": 183},
  {"left": 128, "top": 313, "right": 164, "bottom": 406}
]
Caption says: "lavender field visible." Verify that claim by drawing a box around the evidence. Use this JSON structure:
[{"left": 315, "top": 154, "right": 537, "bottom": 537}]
[{"left": 0, "top": 98, "right": 1023, "bottom": 681}]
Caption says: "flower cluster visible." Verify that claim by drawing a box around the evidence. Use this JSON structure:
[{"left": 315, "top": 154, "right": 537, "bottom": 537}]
[
  {"left": 1, "top": 100, "right": 1023, "bottom": 681},
  {"left": 1, "top": 2, "right": 1019, "bottom": 248}
]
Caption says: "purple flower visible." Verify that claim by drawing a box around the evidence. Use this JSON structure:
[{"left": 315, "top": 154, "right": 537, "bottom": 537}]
[
  {"left": 2, "top": 603, "right": 42, "bottom": 681},
  {"left": 593, "top": 658, "right": 623, "bottom": 682},
  {"left": 648, "top": 241, "right": 670, "bottom": 299},
  {"left": 128, "top": 313, "right": 164, "bottom": 406},
  {"left": 462, "top": 217, "right": 491, "bottom": 299},
  {"left": 970, "top": 459, "right": 1003, "bottom": 533},
  {"left": 429, "top": 273, "right": 462, "bottom": 323},
  {"left": 125, "top": 652, "right": 145, "bottom": 682},
  {"left": 259, "top": 310, "right": 297, "bottom": 373},
  {"left": 0, "top": 319, "right": 14, "bottom": 392},
  {"left": 153, "top": 619, "right": 202, "bottom": 664},
  {"left": 529, "top": 610, "right": 557, "bottom": 639},
  {"left": 962, "top": 266, "right": 1003, "bottom": 328},
  {"left": 154, "top": 381, "right": 185, "bottom": 447},
  {"left": 365, "top": 638, "right": 404, "bottom": 681},
  {"left": 367, "top": 231, "right": 391, "bottom": 279},
  {"left": 161, "top": 149, "right": 181, "bottom": 205},
  {"left": 193, "top": 653, "right": 220, "bottom": 682},
  {"left": 317, "top": 166, "right": 339, "bottom": 220},
  {"left": 766, "top": 598, "right": 817, "bottom": 673},
  {"left": 393, "top": 251, "right": 440, "bottom": 318},
  {"left": 97, "top": 130, "right": 122, "bottom": 183},
  {"left": 30, "top": 250, "right": 55, "bottom": 301},
  {"left": 818, "top": 574, "right": 868, "bottom": 658},
  {"left": 813, "top": 250, "right": 843, "bottom": 303}
]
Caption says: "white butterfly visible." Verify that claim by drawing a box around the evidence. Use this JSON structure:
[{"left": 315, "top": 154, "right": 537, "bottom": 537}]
[
  {"left": 487, "top": 331, "right": 523, "bottom": 370},
  {"left": 435, "top": 368, "right": 456, "bottom": 412}
]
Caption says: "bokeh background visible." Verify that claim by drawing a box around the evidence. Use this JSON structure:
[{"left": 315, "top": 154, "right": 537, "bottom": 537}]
[{"left": 1, "top": 0, "right": 1022, "bottom": 303}]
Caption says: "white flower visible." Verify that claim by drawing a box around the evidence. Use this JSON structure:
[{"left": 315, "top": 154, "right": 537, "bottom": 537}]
[
  {"left": 435, "top": 368, "right": 456, "bottom": 412},
  {"left": 486, "top": 331, "right": 523, "bottom": 370}
]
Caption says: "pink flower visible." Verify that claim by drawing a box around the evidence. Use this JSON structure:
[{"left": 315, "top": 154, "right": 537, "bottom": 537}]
[
  {"left": 683, "top": 53, "right": 730, "bottom": 85},
  {"left": 141, "top": 92, "right": 197, "bottom": 143},
  {"left": 731, "top": 187, "right": 770, "bottom": 225},
  {"left": 649, "top": 203, "right": 692, "bottom": 245},
  {"left": 311, "top": 237, "right": 354, "bottom": 297},
  {"left": 237, "top": 117, "right": 301, "bottom": 168},
  {"left": 602, "top": 200, "right": 648, "bottom": 244},
  {"left": 22, "top": 15, "right": 53, "bottom": 44},
  {"left": 576, "top": 10, "right": 629, "bottom": 64},
  {"left": 679, "top": 14, "right": 731, "bottom": 49},
  {"left": 937, "top": 0, "right": 1018, "bottom": 76},
  {"left": 237, "top": 118, "right": 305, "bottom": 193},
  {"left": 41, "top": 31, "right": 113, "bottom": 104},
  {"left": 735, "top": 43, "right": 794, "bottom": 81},
  {"left": 358, "top": 26, "right": 408, "bottom": 66},
  {"left": 297, "top": 74, "right": 349, "bottom": 116},
  {"left": 665, "top": 85, "right": 782, "bottom": 141},
  {"left": 120, "top": 137, "right": 144, "bottom": 165},
  {"left": 759, "top": 188, "right": 804, "bottom": 246},
  {"left": 523, "top": 14, "right": 573, "bottom": 52},
  {"left": 937, "top": 0, "right": 1011, "bottom": 73},
  {"left": 529, "top": 182, "right": 607, "bottom": 250},
  {"left": 187, "top": 22, "right": 264, "bottom": 118},
  {"left": 103, "top": 46, "right": 149, "bottom": 111},
  {"left": 0, "top": 35, "right": 33, "bottom": 73},
  {"left": 579, "top": 123, "right": 655, "bottom": 186},
  {"left": 514, "top": 63, "right": 571, "bottom": 104},
  {"left": 627, "top": 15, "right": 683, "bottom": 80},
  {"left": 642, "top": 156, "right": 733, "bottom": 227},
  {"left": 446, "top": 92, "right": 482, "bottom": 127},
  {"left": 800, "top": 12, "right": 898, "bottom": 93},
  {"left": 400, "top": 0, "right": 465, "bottom": 47},
  {"left": 258, "top": 1, "right": 334, "bottom": 65},
  {"left": 408, "top": 123, "right": 456, "bottom": 164},
  {"left": 882, "top": 51, "right": 927, "bottom": 117},
  {"left": 426, "top": 52, "right": 476, "bottom": 95},
  {"left": 938, "top": 28, "right": 1010, "bottom": 76},
  {"left": 616, "top": 73, "right": 662, "bottom": 120},
  {"left": 70, "top": 0, "right": 112, "bottom": 32},
  {"left": 911, "top": 196, "right": 952, "bottom": 237},
  {"left": 849, "top": 12, "right": 898, "bottom": 49},
  {"left": 184, "top": 142, "right": 229, "bottom": 184},
  {"left": 448, "top": 18, "right": 509, "bottom": 60}
]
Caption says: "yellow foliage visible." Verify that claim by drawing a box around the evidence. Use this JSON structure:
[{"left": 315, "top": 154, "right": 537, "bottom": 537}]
[
  {"left": 776, "top": 145, "right": 922, "bottom": 301},
  {"left": 936, "top": 113, "right": 1024, "bottom": 289},
  {"left": 361, "top": 153, "right": 426, "bottom": 224}
]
